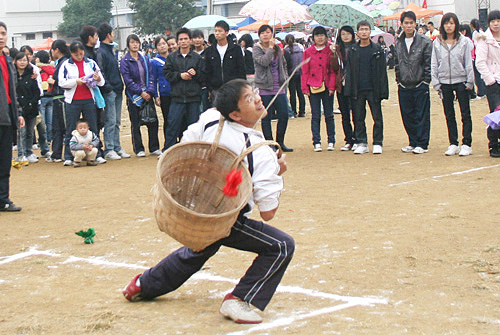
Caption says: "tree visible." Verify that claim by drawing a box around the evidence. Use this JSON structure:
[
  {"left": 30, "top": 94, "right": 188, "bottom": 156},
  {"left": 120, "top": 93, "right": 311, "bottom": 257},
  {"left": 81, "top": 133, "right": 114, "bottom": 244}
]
[
  {"left": 58, "top": 0, "right": 113, "bottom": 37},
  {"left": 128, "top": 0, "right": 203, "bottom": 36}
]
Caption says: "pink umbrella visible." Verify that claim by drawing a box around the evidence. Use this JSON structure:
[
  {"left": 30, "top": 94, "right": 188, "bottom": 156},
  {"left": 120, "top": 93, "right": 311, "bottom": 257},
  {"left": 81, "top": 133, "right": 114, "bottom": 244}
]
[
  {"left": 239, "top": 0, "right": 313, "bottom": 24},
  {"left": 371, "top": 32, "right": 395, "bottom": 46}
]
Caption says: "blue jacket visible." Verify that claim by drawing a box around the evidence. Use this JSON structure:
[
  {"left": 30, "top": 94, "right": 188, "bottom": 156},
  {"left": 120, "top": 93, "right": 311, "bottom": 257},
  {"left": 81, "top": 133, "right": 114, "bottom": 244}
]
[
  {"left": 96, "top": 43, "right": 124, "bottom": 94},
  {"left": 151, "top": 55, "right": 171, "bottom": 97},
  {"left": 119, "top": 52, "right": 154, "bottom": 99}
]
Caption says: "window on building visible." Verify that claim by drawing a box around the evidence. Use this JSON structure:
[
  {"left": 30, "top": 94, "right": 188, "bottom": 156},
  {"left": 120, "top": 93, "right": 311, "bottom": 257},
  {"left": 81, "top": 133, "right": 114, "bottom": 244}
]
[
  {"left": 26, "top": 33, "right": 35, "bottom": 40},
  {"left": 42, "top": 32, "right": 53, "bottom": 39}
]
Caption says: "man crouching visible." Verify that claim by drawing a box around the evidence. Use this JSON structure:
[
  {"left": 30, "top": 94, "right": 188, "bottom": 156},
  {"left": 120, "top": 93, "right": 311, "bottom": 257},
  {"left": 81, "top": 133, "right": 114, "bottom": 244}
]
[{"left": 122, "top": 79, "right": 294, "bottom": 324}]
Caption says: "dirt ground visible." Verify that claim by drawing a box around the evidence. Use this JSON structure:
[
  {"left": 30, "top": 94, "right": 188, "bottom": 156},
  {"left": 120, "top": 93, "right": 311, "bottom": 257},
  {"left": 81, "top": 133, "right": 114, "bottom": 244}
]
[{"left": 1, "top": 70, "right": 500, "bottom": 335}]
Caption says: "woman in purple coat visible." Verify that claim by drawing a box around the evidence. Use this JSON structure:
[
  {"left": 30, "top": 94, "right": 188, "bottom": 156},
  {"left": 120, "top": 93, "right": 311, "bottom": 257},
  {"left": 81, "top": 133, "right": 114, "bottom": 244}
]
[{"left": 120, "top": 34, "right": 160, "bottom": 157}]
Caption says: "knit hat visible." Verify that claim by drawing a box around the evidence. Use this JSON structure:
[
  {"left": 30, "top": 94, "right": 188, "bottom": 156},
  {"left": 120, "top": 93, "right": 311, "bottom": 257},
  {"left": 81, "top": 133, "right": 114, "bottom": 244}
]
[{"left": 312, "top": 26, "right": 327, "bottom": 37}]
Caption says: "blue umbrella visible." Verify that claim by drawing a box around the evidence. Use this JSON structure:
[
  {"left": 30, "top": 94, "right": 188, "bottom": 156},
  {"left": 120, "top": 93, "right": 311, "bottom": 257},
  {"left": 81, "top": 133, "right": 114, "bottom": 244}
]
[{"left": 237, "top": 17, "right": 256, "bottom": 28}]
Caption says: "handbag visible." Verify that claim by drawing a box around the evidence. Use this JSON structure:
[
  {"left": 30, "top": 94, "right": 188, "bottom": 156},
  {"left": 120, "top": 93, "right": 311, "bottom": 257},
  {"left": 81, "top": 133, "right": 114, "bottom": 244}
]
[
  {"left": 139, "top": 99, "right": 158, "bottom": 125},
  {"left": 310, "top": 81, "right": 326, "bottom": 94}
]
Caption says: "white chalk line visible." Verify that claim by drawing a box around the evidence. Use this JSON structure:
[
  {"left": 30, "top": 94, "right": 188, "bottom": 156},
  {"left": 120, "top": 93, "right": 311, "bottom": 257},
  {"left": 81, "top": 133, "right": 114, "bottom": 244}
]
[
  {"left": 389, "top": 163, "right": 500, "bottom": 187},
  {"left": 0, "top": 247, "right": 387, "bottom": 333}
]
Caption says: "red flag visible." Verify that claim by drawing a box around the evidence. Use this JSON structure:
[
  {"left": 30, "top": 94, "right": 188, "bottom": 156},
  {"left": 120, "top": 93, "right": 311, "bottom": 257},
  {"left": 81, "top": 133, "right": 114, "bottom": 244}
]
[{"left": 422, "top": 0, "right": 427, "bottom": 8}]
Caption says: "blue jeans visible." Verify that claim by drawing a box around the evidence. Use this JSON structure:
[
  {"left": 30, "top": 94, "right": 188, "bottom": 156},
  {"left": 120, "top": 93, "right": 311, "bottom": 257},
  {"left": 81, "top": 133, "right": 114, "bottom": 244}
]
[
  {"left": 64, "top": 99, "right": 98, "bottom": 161},
  {"left": 309, "top": 90, "right": 335, "bottom": 145},
  {"left": 164, "top": 101, "right": 200, "bottom": 150},
  {"left": 40, "top": 97, "right": 53, "bottom": 143},
  {"left": 398, "top": 84, "right": 431, "bottom": 149},
  {"left": 337, "top": 90, "right": 355, "bottom": 145},
  {"left": 17, "top": 116, "right": 36, "bottom": 157},
  {"left": 261, "top": 94, "right": 289, "bottom": 141},
  {"left": 103, "top": 91, "right": 124, "bottom": 155},
  {"left": 473, "top": 60, "right": 486, "bottom": 97}
]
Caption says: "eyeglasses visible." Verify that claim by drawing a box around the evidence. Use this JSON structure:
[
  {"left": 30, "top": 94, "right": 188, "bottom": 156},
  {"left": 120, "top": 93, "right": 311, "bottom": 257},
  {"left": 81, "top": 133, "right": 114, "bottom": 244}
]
[{"left": 246, "top": 87, "right": 260, "bottom": 104}]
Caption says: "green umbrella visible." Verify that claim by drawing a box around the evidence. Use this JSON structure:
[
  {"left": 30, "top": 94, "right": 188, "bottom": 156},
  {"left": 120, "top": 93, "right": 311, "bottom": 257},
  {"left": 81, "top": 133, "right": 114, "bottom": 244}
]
[{"left": 308, "top": 0, "right": 374, "bottom": 29}]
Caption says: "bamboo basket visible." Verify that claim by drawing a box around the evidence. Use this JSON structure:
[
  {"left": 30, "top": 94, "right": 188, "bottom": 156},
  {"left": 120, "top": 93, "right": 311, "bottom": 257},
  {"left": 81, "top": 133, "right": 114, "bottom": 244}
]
[{"left": 153, "top": 117, "right": 278, "bottom": 251}]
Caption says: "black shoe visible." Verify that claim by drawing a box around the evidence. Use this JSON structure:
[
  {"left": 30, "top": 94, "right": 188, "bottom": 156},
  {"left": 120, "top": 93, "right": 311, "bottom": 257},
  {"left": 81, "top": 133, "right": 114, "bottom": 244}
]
[
  {"left": 490, "top": 148, "right": 500, "bottom": 158},
  {"left": 278, "top": 142, "right": 294, "bottom": 152},
  {"left": 298, "top": 113, "right": 305, "bottom": 117},
  {"left": 0, "top": 202, "right": 22, "bottom": 212}
]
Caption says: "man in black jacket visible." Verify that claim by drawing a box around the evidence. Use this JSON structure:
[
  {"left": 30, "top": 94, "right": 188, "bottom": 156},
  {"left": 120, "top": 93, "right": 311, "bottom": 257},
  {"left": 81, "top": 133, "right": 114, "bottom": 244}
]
[
  {"left": 344, "top": 20, "right": 389, "bottom": 154},
  {"left": 0, "top": 22, "right": 24, "bottom": 211},
  {"left": 163, "top": 28, "right": 203, "bottom": 150},
  {"left": 394, "top": 11, "right": 432, "bottom": 154},
  {"left": 203, "top": 20, "right": 246, "bottom": 102},
  {"left": 96, "top": 23, "right": 130, "bottom": 161}
]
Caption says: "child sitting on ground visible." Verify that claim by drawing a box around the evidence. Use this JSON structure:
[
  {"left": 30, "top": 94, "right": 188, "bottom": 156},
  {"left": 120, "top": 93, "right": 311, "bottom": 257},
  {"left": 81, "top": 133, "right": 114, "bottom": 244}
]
[{"left": 69, "top": 119, "right": 99, "bottom": 167}]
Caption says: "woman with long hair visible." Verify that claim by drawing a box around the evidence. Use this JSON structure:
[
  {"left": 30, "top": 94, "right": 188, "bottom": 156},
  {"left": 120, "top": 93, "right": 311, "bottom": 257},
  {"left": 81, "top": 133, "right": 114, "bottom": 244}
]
[
  {"left": 431, "top": 12, "right": 474, "bottom": 156},
  {"left": 476, "top": 10, "right": 500, "bottom": 157},
  {"left": 253, "top": 24, "right": 293, "bottom": 151},
  {"left": 284, "top": 34, "right": 305, "bottom": 118},
  {"left": 302, "top": 26, "right": 338, "bottom": 152},
  {"left": 333, "top": 26, "right": 356, "bottom": 151},
  {"left": 238, "top": 33, "right": 255, "bottom": 81},
  {"left": 120, "top": 34, "right": 160, "bottom": 157},
  {"left": 58, "top": 41, "right": 105, "bottom": 166}
]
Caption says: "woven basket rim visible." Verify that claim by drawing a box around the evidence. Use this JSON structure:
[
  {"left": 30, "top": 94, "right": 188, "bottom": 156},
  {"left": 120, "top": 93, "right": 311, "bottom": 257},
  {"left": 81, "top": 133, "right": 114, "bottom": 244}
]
[{"left": 156, "top": 141, "right": 252, "bottom": 218}]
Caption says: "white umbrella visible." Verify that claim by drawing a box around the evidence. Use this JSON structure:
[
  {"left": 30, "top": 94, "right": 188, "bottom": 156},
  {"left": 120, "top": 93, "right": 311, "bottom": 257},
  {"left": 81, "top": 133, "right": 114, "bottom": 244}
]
[
  {"left": 184, "top": 15, "right": 237, "bottom": 30},
  {"left": 239, "top": 0, "right": 313, "bottom": 24}
]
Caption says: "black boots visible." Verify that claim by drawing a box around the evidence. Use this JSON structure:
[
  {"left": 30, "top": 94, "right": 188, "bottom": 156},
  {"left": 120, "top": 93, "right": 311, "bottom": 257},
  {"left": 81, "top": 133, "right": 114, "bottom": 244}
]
[
  {"left": 490, "top": 147, "right": 500, "bottom": 158},
  {"left": 276, "top": 134, "right": 293, "bottom": 152}
]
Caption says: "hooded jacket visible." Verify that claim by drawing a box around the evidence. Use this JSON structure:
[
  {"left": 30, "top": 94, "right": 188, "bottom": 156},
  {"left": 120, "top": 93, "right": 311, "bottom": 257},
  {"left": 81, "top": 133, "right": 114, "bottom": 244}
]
[
  {"left": 284, "top": 43, "right": 304, "bottom": 76},
  {"left": 203, "top": 39, "right": 246, "bottom": 91},
  {"left": 475, "top": 28, "right": 500, "bottom": 86},
  {"left": 431, "top": 34, "right": 474, "bottom": 91},
  {"left": 394, "top": 30, "right": 432, "bottom": 89},
  {"left": 253, "top": 43, "right": 288, "bottom": 91}
]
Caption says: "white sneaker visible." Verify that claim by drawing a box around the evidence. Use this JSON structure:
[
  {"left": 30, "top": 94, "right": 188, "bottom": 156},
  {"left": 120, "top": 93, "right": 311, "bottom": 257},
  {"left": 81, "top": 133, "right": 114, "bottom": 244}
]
[
  {"left": 136, "top": 151, "right": 146, "bottom": 157},
  {"left": 445, "top": 144, "right": 460, "bottom": 156},
  {"left": 46, "top": 157, "right": 62, "bottom": 163},
  {"left": 27, "top": 154, "right": 39, "bottom": 163},
  {"left": 458, "top": 144, "right": 472, "bottom": 156},
  {"left": 412, "top": 147, "right": 428, "bottom": 154},
  {"left": 353, "top": 144, "right": 369, "bottom": 154},
  {"left": 12, "top": 145, "right": 17, "bottom": 151},
  {"left": 44, "top": 151, "right": 52, "bottom": 158},
  {"left": 219, "top": 294, "right": 262, "bottom": 324},
  {"left": 117, "top": 149, "right": 131, "bottom": 158},
  {"left": 401, "top": 145, "right": 414, "bottom": 153},
  {"left": 340, "top": 143, "right": 352, "bottom": 151},
  {"left": 104, "top": 151, "right": 122, "bottom": 160},
  {"left": 96, "top": 157, "right": 107, "bottom": 164},
  {"left": 151, "top": 149, "right": 162, "bottom": 156},
  {"left": 313, "top": 144, "right": 322, "bottom": 152},
  {"left": 372, "top": 145, "right": 383, "bottom": 154},
  {"left": 327, "top": 143, "right": 335, "bottom": 151},
  {"left": 351, "top": 143, "right": 358, "bottom": 151},
  {"left": 32, "top": 144, "right": 39, "bottom": 150},
  {"left": 63, "top": 160, "right": 73, "bottom": 166},
  {"left": 333, "top": 109, "right": 341, "bottom": 114}
]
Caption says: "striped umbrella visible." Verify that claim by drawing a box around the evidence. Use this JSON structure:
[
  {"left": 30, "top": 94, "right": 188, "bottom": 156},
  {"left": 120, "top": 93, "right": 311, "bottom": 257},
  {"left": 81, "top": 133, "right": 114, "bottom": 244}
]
[{"left": 239, "top": 0, "right": 313, "bottom": 24}]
